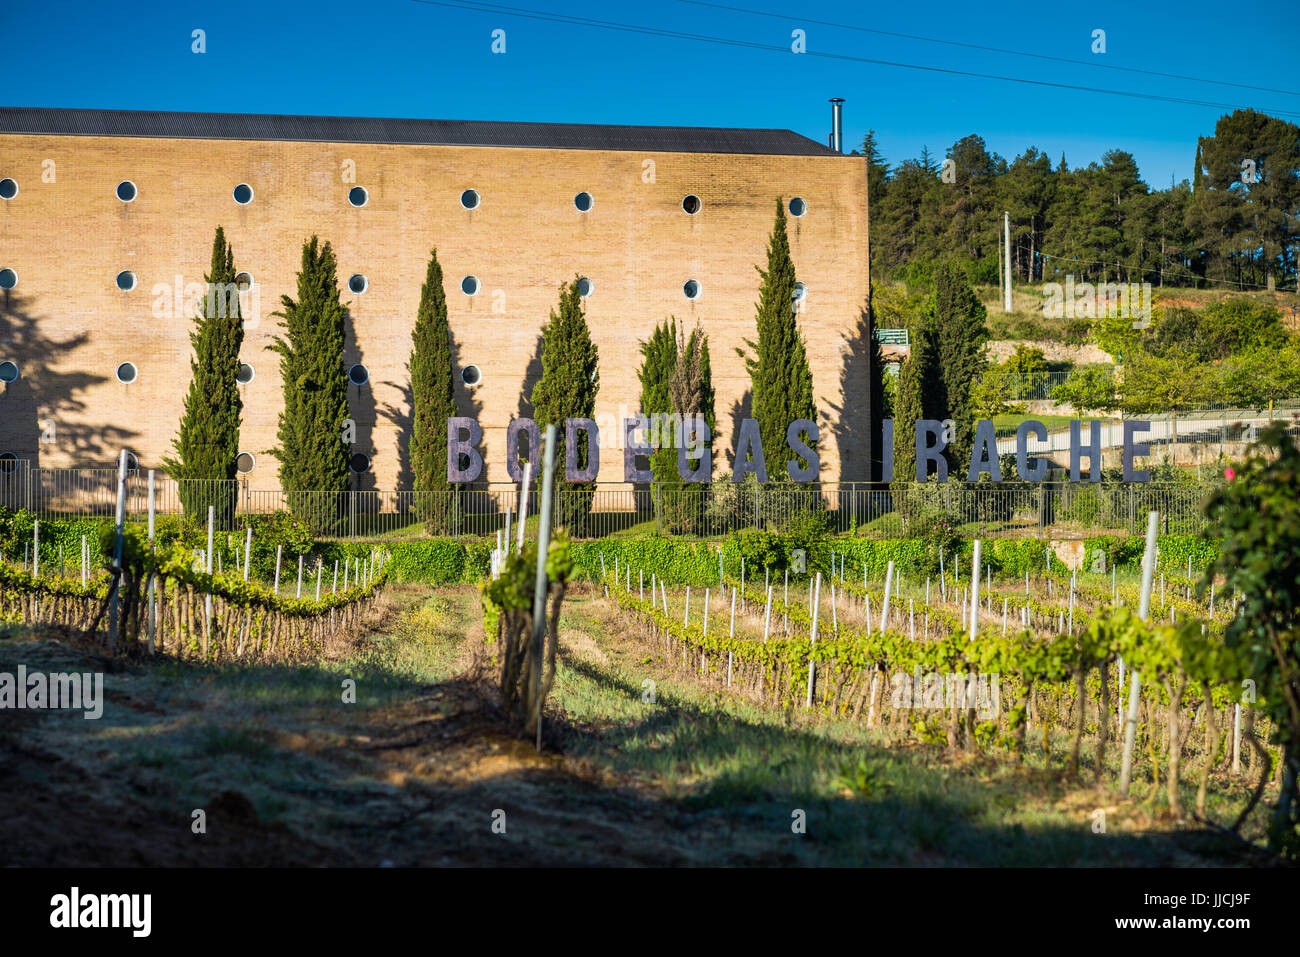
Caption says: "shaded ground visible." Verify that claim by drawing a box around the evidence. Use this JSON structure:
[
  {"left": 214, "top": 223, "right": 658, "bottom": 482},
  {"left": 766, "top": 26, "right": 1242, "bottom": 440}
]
[{"left": 0, "top": 584, "right": 1279, "bottom": 867}]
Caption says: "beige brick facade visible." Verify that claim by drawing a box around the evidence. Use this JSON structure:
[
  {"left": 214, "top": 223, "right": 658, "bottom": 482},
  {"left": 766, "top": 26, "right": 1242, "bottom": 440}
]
[{"left": 0, "top": 122, "right": 871, "bottom": 486}]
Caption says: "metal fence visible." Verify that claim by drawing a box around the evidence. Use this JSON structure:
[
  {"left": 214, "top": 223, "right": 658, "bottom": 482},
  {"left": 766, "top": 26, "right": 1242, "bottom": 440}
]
[
  {"left": 0, "top": 462, "right": 1215, "bottom": 541},
  {"left": 984, "top": 371, "right": 1073, "bottom": 401}
]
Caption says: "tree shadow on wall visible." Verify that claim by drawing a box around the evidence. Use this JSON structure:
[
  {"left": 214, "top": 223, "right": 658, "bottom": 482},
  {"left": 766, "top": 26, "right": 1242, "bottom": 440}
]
[
  {"left": 727, "top": 388, "right": 753, "bottom": 476},
  {"left": 0, "top": 291, "right": 139, "bottom": 471},
  {"left": 343, "top": 308, "right": 378, "bottom": 494}
]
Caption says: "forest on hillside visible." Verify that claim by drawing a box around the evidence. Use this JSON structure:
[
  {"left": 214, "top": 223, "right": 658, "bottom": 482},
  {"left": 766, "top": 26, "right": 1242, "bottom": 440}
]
[{"left": 861, "top": 108, "right": 1300, "bottom": 293}]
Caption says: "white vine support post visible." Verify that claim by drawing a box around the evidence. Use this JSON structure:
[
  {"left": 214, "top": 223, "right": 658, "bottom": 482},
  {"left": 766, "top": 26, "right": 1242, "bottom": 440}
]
[
  {"left": 1119, "top": 511, "right": 1160, "bottom": 796},
  {"left": 1232, "top": 703, "right": 1242, "bottom": 775},
  {"left": 831, "top": 583, "right": 838, "bottom": 635},
  {"left": 274, "top": 544, "right": 283, "bottom": 595},
  {"left": 503, "top": 506, "right": 512, "bottom": 558},
  {"left": 530, "top": 425, "right": 558, "bottom": 753},
  {"left": 204, "top": 505, "right": 216, "bottom": 645},
  {"left": 968, "top": 540, "right": 982, "bottom": 640},
  {"left": 880, "top": 561, "right": 894, "bottom": 636},
  {"left": 805, "top": 571, "right": 822, "bottom": 710},
  {"left": 599, "top": 552, "right": 606, "bottom": 594},
  {"left": 639, "top": 570, "right": 643, "bottom": 603},
  {"left": 243, "top": 526, "right": 252, "bottom": 581},
  {"left": 684, "top": 586, "right": 691, "bottom": 628},
  {"left": 81, "top": 534, "right": 87, "bottom": 587},
  {"left": 147, "top": 470, "right": 157, "bottom": 654},
  {"left": 939, "top": 548, "right": 946, "bottom": 600},
  {"left": 784, "top": 568, "right": 789, "bottom": 632},
  {"left": 728, "top": 588, "right": 738, "bottom": 687},
  {"left": 516, "top": 460, "right": 532, "bottom": 554},
  {"left": 718, "top": 551, "right": 724, "bottom": 594},
  {"left": 315, "top": 561, "right": 322, "bottom": 602},
  {"left": 296, "top": 554, "right": 304, "bottom": 599},
  {"left": 107, "top": 450, "right": 129, "bottom": 652},
  {"left": 702, "top": 589, "right": 710, "bottom": 636},
  {"left": 33, "top": 519, "right": 39, "bottom": 578},
  {"left": 332, "top": 560, "right": 339, "bottom": 594},
  {"left": 1002, "top": 598, "right": 1008, "bottom": 636}
]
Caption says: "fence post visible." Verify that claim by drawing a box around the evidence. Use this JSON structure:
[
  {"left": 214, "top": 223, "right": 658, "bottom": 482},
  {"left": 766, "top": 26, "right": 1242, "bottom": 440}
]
[
  {"left": 147, "top": 470, "right": 156, "bottom": 654},
  {"left": 530, "top": 424, "right": 559, "bottom": 752}
]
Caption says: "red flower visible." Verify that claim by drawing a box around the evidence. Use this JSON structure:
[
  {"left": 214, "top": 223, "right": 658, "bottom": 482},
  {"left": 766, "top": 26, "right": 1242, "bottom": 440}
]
[{"left": 1224, "top": 468, "right": 1236, "bottom": 481}]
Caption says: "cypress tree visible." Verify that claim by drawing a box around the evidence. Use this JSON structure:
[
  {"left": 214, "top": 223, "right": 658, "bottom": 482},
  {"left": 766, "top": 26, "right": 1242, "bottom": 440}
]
[
  {"left": 1192, "top": 140, "right": 1204, "bottom": 193},
  {"left": 893, "top": 314, "right": 942, "bottom": 482},
  {"left": 741, "top": 199, "right": 816, "bottom": 478},
  {"left": 637, "top": 318, "right": 678, "bottom": 484},
  {"left": 930, "top": 261, "right": 989, "bottom": 472},
  {"left": 164, "top": 225, "right": 243, "bottom": 525},
  {"left": 531, "top": 278, "right": 600, "bottom": 534},
  {"left": 271, "top": 236, "right": 350, "bottom": 527},
  {"left": 409, "top": 248, "right": 458, "bottom": 531}
]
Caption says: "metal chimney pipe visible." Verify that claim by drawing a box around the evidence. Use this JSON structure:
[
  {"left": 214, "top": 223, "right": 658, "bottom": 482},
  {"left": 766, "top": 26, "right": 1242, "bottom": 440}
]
[{"left": 829, "top": 98, "right": 845, "bottom": 153}]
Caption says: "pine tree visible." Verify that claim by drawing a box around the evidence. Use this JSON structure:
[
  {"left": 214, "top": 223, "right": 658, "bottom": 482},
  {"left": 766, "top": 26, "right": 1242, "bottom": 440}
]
[
  {"left": 409, "top": 248, "right": 459, "bottom": 530},
  {"left": 532, "top": 279, "right": 600, "bottom": 534},
  {"left": 271, "top": 236, "right": 350, "bottom": 527},
  {"left": 741, "top": 199, "right": 816, "bottom": 479},
  {"left": 930, "top": 261, "right": 989, "bottom": 472},
  {"left": 164, "top": 225, "right": 244, "bottom": 526},
  {"left": 637, "top": 318, "right": 678, "bottom": 484}
]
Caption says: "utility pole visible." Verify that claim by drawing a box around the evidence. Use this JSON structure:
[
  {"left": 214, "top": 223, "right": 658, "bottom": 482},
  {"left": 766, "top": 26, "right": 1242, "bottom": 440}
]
[{"left": 1004, "top": 211, "right": 1013, "bottom": 313}]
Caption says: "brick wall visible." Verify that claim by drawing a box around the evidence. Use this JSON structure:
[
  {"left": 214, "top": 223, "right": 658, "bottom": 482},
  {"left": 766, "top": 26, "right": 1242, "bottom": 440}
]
[{"left": 0, "top": 134, "right": 871, "bottom": 485}]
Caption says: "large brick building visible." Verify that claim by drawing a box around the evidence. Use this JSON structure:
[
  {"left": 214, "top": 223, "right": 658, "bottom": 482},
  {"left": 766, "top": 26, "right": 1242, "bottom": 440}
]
[{"left": 0, "top": 106, "right": 872, "bottom": 488}]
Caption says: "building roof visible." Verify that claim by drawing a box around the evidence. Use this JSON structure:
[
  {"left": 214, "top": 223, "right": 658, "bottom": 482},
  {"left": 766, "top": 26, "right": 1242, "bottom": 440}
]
[{"left": 0, "top": 106, "right": 836, "bottom": 156}]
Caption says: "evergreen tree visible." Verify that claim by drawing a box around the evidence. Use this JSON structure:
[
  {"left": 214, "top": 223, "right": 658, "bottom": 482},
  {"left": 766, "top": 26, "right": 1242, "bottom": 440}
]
[
  {"left": 532, "top": 278, "right": 600, "bottom": 534},
  {"left": 1192, "top": 140, "right": 1204, "bottom": 193},
  {"left": 164, "top": 225, "right": 244, "bottom": 526},
  {"left": 409, "top": 248, "right": 459, "bottom": 530},
  {"left": 893, "top": 313, "right": 942, "bottom": 482},
  {"left": 930, "top": 262, "right": 989, "bottom": 473},
  {"left": 637, "top": 318, "right": 678, "bottom": 484},
  {"left": 741, "top": 199, "right": 816, "bottom": 479},
  {"left": 271, "top": 236, "right": 350, "bottom": 528}
]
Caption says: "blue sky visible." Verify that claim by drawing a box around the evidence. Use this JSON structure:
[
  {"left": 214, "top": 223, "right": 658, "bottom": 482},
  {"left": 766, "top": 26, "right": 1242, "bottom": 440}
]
[{"left": 5, "top": 0, "right": 1298, "bottom": 186}]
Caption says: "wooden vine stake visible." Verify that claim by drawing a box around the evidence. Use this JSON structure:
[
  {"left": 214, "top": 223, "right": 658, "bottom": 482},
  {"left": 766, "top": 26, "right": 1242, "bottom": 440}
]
[
  {"left": 1119, "top": 510, "right": 1160, "bottom": 796},
  {"left": 107, "top": 450, "right": 128, "bottom": 653},
  {"left": 805, "top": 571, "right": 822, "bottom": 710},
  {"left": 529, "top": 426, "right": 557, "bottom": 752}
]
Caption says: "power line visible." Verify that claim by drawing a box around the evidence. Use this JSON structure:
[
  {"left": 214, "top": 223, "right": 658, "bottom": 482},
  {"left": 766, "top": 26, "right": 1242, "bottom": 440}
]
[
  {"left": 678, "top": 0, "right": 1300, "bottom": 99},
  {"left": 408, "top": 0, "right": 1300, "bottom": 119}
]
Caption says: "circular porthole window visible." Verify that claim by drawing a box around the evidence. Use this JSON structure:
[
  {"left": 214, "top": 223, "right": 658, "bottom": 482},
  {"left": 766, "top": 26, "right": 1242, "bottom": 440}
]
[
  {"left": 348, "top": 274, "right": 369, "bottom": 294},
  {"left": 116, "top": 362, "right": 138, "bottom": 384},
  {"left": 116, "top": 270, "right": 137, "bottom": 291},
  {"left": 0, "top": 178, "right": 17, "bottom": 200},
  {"left": 788, "top": 197, "right": 807, "bottom": 217},
  {"left": 461, "top": 365, "right": 482, "bottom": 387},
  {"left": 577, "top": 277, "right": 593, "bottom": 297},
  {"left": 233, "top": 183, "right": 254, "bottom": 205},
  {"left": 234, "top": 272, "right": 253, "bottom": 291},
  {"left": 348, "top": 364, "right": 369, "bottom": 386},
  {"left": 683, "top": 280, "right": 701, "bottom": 300},
  {"left": 0, "top": 268, "right": 16, "bottom": 290},
  {"left": 461, "top": 189, "right": 480, "bottom": 210},
  {"left": 574, "top": 191, "right": 593, "bottom": 212},
  {"left": 117, "top": 181, "right": 138, "bottom": 202},
  {"left": 682, "top": 194, "right": 701, "bottom": 215},
  {"left": 0, "top": 452, "right": 18, "bottom": 474},
  {"left": 348, "top": 186, "right": 368, "bottom": 207},
  {"left": 0, "top": 360, "right": 19, "bottom": 382},
  {"left": 236, "top": 362, "right": 254, "bottom": 384},
  {"left": 348, "top": 452, "right": 371, "bottom": 474},
  {"left": 235, "top": 452, "right": 256, "bottom": 474},
  {"left": 461, "top": 275, "right": 480, "bottom": 296},
  {"left": 123, "top": 451, "right": 140, "bottom": 471}
]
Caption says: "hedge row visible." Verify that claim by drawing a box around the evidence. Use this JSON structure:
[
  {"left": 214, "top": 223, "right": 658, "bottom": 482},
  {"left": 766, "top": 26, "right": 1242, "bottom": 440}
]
[{"left": 1, "top": 512, "right": 1220, "bottom": 587}]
